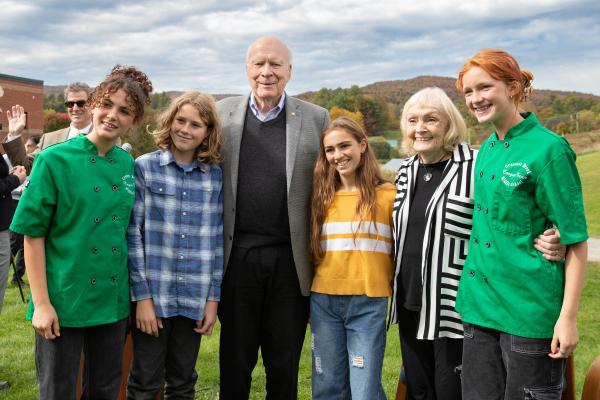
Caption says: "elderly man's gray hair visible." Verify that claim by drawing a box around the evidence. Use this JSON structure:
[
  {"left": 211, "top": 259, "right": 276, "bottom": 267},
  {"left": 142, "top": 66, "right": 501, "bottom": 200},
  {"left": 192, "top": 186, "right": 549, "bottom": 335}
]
[{"left": 64, "top": 82, "right": 92, "bottom": 97}]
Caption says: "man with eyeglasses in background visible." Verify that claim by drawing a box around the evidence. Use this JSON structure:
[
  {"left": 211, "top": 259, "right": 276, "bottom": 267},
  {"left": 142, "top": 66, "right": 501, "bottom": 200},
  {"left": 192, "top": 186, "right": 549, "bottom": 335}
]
[{"left": 3, "top": 82, "right": 93, "bottom": 173}]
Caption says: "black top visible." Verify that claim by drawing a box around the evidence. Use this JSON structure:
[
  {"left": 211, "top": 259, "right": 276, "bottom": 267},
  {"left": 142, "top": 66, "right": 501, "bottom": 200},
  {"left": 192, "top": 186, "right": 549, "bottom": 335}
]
[
  {"left": 397, "top": 159, "right": 449, "bottom": 311},
  {"left": 234, "top": 107, "right": 291, "bottom": 248},
  {"left": 0, "top": 156, "right": 20, "bottom": 230}
]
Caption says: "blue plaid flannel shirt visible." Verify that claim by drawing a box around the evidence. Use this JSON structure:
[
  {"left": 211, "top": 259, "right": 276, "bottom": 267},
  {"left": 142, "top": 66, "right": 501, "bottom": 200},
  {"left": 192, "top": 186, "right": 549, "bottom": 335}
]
[{"left": 127, "top": 149, "right": 223, "bottom": 320}]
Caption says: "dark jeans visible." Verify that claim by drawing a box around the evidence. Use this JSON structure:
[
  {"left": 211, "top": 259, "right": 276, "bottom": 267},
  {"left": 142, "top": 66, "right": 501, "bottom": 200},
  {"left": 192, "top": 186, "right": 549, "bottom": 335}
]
[
  {"left": 35, "top": 318, "right": 128, "bottom": 400},
  {"left": 127, "top": 313, "right": 201, "bottom": 400},
  {"left": 462, "top": 323, "right": 566, "bottom": 400},
  {"left": 218, "top": 244, "right": 310, "bottom": 400},
  {"left": 397, "top": 306, "right": 462, "bottom": 400}
]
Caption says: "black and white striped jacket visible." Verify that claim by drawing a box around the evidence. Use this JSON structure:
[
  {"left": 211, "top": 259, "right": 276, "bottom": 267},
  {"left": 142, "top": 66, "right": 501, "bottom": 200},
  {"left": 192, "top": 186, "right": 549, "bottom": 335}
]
[{"left": 389, "top": 142, "right": 477, "bottom": 339}]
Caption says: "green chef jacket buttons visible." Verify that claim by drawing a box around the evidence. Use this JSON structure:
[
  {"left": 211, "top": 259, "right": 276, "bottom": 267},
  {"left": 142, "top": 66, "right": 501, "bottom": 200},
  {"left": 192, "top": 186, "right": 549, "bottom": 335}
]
[
  {"left": 10, "top": 135, "right": 135, "bottom": 328},
  {"left": 457, "top": 113, "right": 588, "bottom": 338}
]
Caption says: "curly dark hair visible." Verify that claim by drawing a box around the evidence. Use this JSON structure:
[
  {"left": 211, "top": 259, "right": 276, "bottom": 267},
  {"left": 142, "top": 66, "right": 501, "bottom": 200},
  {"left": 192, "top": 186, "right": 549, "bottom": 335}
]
[{"left": 88, "top": 65, "right": 153, "bottom": 124}]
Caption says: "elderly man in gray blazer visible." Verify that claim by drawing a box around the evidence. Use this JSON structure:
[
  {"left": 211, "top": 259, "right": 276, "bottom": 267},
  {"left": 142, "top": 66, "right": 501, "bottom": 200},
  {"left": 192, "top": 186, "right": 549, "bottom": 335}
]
[{"left": 217, "top": 36, "right": 328, "bottom": 400}]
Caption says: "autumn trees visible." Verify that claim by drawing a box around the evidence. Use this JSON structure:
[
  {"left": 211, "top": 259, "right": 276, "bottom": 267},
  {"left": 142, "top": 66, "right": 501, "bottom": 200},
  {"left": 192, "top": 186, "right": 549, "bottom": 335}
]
[{"left": 312, "top": 85, "right": 394, "bottom": 135}]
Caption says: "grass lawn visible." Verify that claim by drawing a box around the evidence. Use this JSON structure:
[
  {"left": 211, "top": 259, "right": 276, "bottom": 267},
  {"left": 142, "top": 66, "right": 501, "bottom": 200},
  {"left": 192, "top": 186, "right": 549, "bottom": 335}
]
[
  {"left": 577, "top": 150, "right": 600, "bottom": 236},
  {"left": 1, "top": 263, "right": 599, "bottom": 399}
]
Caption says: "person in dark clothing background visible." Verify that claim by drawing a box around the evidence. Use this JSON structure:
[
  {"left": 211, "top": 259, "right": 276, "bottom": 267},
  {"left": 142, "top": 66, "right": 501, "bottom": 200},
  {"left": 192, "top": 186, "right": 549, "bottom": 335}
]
[{"left": 0, "top": 139, "right": 27, "bottom": 390}]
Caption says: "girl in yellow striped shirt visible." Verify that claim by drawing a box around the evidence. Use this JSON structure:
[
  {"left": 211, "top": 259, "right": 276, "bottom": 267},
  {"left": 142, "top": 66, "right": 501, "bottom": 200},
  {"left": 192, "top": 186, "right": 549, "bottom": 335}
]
[{"left": 309, "top": 117, "right": 395, "bottom": 400}]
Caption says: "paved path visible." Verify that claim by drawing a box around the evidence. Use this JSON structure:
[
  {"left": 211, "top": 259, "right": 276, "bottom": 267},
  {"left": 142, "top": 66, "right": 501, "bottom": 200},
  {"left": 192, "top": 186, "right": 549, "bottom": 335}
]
[{"left": 589, "top": 237, "right": 600, "bottom": 263}]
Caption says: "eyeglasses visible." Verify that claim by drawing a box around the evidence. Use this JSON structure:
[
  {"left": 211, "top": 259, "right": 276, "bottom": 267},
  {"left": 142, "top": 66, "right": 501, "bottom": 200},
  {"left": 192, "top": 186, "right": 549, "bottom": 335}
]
[{"left": 65, "top": 100, "right": 87, "bottom": 108}]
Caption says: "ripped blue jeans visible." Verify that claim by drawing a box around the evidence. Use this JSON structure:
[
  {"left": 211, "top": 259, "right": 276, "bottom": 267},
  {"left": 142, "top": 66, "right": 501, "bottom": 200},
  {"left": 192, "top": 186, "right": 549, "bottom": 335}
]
[
  {"left": 310, "top": 293, "right": 387, "bottom": 400},
  {"left": 462, "top": 323, "right": 566, "bottom": 400}
]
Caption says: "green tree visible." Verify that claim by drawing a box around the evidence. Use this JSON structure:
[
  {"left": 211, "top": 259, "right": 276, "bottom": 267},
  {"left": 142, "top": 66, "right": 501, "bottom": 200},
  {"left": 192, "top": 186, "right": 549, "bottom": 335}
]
[
  {"left": 149, "top": 92, "right": 171, "bottom": 111},
  {"left": 312, "top": 86, "right": 391, "bottom": 135},
  {"left": 313, "top": 86, "right": 358, "bottom": 110},
  {"left": 368, "top": 136, "right": 397, "bottom": 160},
  {"left": 121, "top": 114, "right": 159, "bottom": 157},
  {"left": 356, "top": 95, "right": 391, "bottom": 135},
  {"left": 43, "top": 110, "right": 70, "bottom": 132},
  {"left": 555, "top": 121, "right": 573, "bottom": 135},
  {"left": 329, "top": 106, "right": 365, "bottom": 129},
  {"left": 44, "top": 94, "right": 66, "bottom": 112}
]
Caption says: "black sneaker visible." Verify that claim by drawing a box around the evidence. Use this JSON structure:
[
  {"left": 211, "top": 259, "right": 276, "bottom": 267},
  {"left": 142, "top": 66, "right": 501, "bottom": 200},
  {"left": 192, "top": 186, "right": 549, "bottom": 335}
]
[{"left": 0, "top": 380, "right": 9, "bottom": 390}]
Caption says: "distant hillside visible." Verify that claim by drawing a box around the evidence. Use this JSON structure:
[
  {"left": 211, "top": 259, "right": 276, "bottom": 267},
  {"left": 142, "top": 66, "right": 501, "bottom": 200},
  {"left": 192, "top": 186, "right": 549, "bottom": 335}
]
[
  {"left": 44, "top": 85, "right": 67, "bottom": 96},
  {"left": 46, "top": 76, "right": 600, "bottom": 106},
  {"left": 296, "top": 76, "right": 600, "bottom": 107},
  {"left": 44, "top": 85, "right": 237, "bottom": 101},
  {"left": 564, "top": 130, "right": 600, "bottom": 154},
  {"left": 164, "top": 91, "right": 237, "bottom": 101}
]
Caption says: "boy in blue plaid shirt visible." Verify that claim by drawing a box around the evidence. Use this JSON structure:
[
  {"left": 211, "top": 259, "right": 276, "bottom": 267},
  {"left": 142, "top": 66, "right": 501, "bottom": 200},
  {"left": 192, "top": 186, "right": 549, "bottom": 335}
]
[{"left": 126, "top": 91, "right": 224, "bottom": 399}]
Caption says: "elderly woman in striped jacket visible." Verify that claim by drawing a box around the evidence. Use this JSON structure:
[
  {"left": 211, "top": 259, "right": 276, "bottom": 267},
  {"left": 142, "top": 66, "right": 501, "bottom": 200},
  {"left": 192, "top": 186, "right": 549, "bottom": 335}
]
[{"left": 388, "top": 87, "right": 564, "bottom": 400}]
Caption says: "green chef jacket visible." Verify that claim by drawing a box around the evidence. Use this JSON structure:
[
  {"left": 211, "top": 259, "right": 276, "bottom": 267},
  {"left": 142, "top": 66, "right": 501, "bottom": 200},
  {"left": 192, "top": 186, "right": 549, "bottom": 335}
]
[
  {"left": 455, "top": 113, "right": 588, "bottom": 338},
  {"left": 10, "top": 135, "right": 135, "bottom": 327}
]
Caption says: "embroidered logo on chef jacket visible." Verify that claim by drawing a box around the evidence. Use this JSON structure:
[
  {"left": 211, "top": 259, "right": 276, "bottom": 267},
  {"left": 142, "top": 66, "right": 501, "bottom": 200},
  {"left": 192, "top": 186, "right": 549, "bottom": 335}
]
[
  {"left": 502, "top": 162, "right": 531, "bottom": 187},
  {"left": 122, "top": 174, "right": 135, "bottom": 195}
]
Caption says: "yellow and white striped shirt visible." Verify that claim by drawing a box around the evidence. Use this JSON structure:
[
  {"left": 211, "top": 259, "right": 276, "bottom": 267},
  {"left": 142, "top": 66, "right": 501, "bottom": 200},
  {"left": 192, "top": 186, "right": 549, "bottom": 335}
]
[{"left": 311, "top": 183, "right": 395, "bottom": 297}]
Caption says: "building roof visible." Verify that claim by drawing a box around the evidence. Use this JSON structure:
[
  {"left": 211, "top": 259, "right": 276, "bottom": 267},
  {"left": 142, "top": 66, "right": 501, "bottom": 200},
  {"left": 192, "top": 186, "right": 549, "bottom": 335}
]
[{"left": 0, "top": 73, "right": 43, "bottom": 86}]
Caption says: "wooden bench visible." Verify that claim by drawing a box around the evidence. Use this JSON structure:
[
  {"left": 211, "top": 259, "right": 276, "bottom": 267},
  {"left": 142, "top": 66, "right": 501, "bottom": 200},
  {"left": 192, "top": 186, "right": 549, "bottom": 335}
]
[{"left": 582, "top": 355, "right": 600, "bottom": 400}]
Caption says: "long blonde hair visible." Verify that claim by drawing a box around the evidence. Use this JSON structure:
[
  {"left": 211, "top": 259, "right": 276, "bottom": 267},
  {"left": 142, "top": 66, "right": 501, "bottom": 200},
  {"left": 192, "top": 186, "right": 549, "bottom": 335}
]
[
  {"left": 309, "top": 117, "right": 385, "bottom": 263},
  {"left": 152, "top": 91, "right": 223, "bottom": 164}
]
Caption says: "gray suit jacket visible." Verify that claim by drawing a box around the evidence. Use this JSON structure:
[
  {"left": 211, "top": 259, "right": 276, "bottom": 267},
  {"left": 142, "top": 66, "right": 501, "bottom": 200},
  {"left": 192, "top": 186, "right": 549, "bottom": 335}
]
[{"left": 217, "top": 94, "right": 329, "bottom": 295}]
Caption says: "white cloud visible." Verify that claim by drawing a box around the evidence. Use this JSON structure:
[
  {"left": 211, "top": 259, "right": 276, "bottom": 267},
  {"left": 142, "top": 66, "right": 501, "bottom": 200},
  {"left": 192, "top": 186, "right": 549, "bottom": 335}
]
[{"left": 0, "top": 0, "right": 598, "bottom": 95}]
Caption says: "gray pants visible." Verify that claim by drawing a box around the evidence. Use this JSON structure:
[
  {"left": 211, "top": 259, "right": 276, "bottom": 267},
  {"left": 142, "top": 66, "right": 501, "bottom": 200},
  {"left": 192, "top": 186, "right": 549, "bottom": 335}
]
[
  {"left": 462, "top": 322, "right": 566, "bottom": 400},
  {"left": 0, "top": 229, "right": 10, "bottom": 314}
]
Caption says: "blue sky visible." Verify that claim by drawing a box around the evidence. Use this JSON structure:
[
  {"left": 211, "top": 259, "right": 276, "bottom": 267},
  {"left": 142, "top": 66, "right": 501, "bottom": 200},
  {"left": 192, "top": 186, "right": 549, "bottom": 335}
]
[{"left": 1, "top": 0, "right": 599, "bottom": 95}]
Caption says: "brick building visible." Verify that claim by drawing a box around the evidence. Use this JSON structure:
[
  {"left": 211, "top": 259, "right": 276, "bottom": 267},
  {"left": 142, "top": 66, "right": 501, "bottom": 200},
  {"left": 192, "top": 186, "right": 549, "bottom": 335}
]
[{"left": 0, "top": 73, "right": 44, "bottom": 143}]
